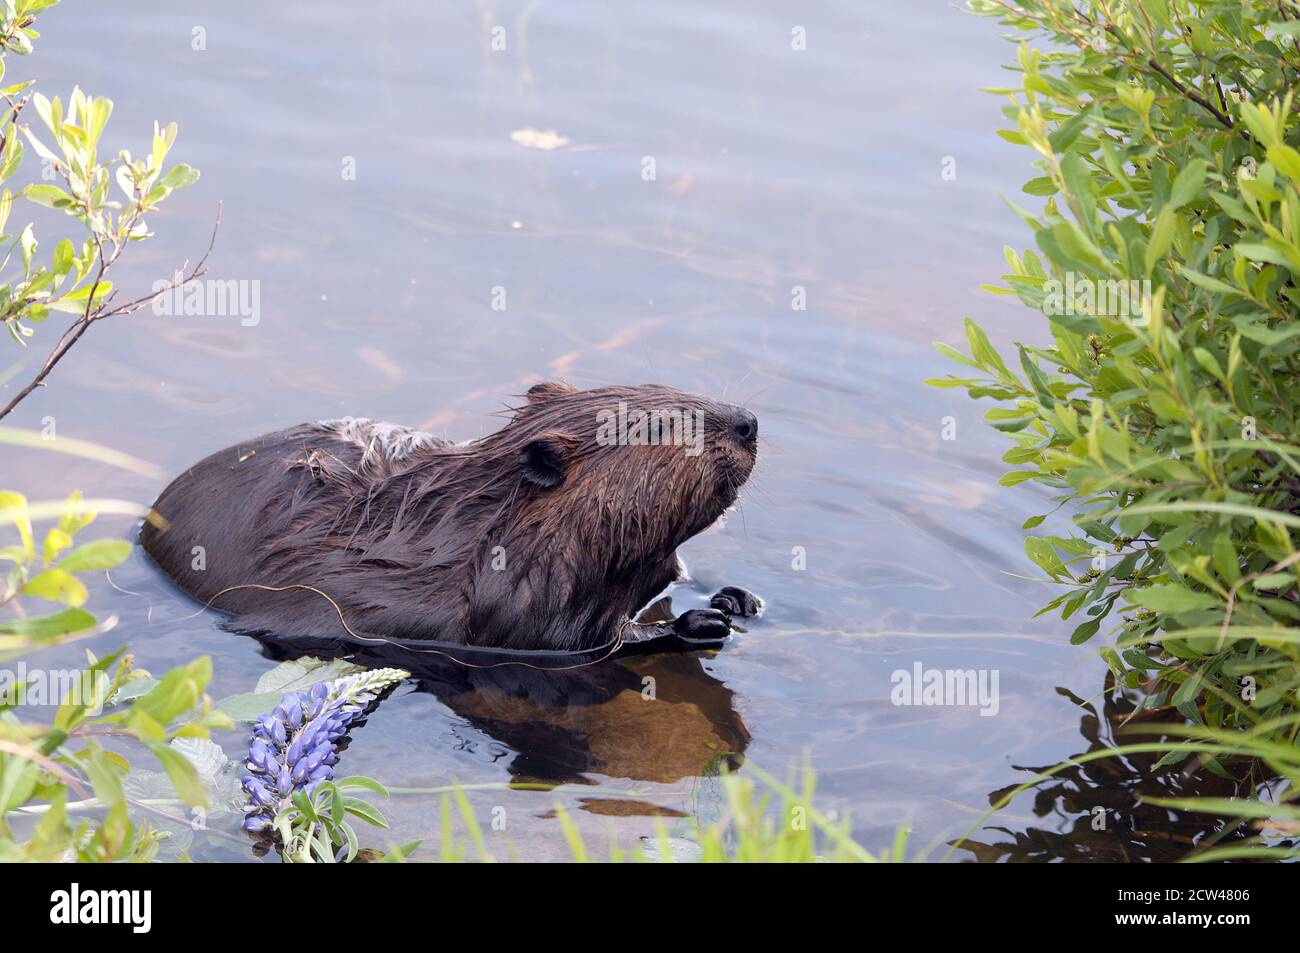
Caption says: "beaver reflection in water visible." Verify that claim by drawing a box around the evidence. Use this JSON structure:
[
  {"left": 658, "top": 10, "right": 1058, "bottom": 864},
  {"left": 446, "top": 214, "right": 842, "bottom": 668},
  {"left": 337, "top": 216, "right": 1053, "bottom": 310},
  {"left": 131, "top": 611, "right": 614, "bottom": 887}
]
[
  {"left": 141, "top": 382, "right": 762, "bottom": 651},
  {"left": 255, "top": 634, "right": 752, "bottom": 788}
]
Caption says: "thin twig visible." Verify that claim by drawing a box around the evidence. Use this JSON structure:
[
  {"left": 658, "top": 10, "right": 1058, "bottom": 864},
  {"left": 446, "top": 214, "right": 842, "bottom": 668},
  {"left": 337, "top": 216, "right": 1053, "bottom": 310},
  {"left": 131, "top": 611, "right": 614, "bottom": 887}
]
[
  {"left": 0, "top": 202, "right": 222, "bottom": 420},
  {"left": 96, "top": 201, "right": 221, "bottom": 321},
  {"left": 0, "top": 738, "right": 90, "bottom": 797},
  {"left": 1218, "top": 550, "right": 1300, "bottom": 648},
  {"left": 1145, "top": 57, "right": 1243, "bottom": 135},
  {"left": 9, "top": 792, "right": 250, "bottom": 848}
]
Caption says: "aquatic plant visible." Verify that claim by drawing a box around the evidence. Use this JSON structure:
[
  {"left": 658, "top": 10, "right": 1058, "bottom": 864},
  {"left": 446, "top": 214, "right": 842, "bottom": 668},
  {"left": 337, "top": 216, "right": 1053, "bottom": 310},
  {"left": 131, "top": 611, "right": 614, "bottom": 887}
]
[
  {"left": 935, "top": 1, "right": 1300, "bottom": 788},
  {"left": 240, "top": 668, "right": 408, "bottom": 861}
]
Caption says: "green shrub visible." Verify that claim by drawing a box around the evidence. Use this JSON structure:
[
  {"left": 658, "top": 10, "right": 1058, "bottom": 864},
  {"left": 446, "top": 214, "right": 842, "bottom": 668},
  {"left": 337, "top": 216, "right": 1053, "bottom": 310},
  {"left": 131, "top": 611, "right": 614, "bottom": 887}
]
[
  {"left": 935, "top": 0, "right": 1300, "bottom": 752},
  {"left": 0, "top": 0, "right": 201, "bottom": 420},
  {"left": 0, "top": 0, "right": 226, "bottom": 862}
]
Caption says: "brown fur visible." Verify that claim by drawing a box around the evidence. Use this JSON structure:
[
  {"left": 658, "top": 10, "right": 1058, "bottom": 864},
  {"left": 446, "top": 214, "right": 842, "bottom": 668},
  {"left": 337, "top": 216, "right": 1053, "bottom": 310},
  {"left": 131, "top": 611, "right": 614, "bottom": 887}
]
[{"left": 141, "top": 383, "right": 756, "bottom": 651}]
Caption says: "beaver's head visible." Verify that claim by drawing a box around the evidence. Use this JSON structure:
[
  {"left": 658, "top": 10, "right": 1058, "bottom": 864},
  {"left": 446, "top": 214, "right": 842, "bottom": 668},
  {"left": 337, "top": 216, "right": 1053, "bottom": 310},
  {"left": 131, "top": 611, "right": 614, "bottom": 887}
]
[{"left": 482, "top": 381, "right": 757, "bottom": 568}]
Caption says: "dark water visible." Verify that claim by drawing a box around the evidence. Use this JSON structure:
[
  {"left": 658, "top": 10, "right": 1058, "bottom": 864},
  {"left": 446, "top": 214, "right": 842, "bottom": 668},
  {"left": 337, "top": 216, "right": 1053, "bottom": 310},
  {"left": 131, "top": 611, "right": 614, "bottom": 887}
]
[{"left": 1, "top": 1, "right": 1238, "bottom": 860}]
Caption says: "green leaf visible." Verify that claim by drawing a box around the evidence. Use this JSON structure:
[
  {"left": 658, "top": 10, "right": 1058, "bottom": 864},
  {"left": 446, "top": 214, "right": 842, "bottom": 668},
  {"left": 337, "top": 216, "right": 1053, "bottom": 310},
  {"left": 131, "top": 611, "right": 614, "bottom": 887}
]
[
  {"left": 6, "top": 30, "right": 33, "bottom": 55},
  {"left": 47, "top": 280, "right": 113, "bottom": 315},
  {"left": 336, "top": 775, "right": 389, "bottom": 797},
  {"left": 342, "top": 796, "right": 388, "bottom": 829},
  {"left": 1251, "top": 573, "right": 1295, "bottom": 590},
  {"left": 1235, "top": 242, "right": 1291, "bottom": 266},
  {"left": 1048, "top": 105, "right": 1094, "bottom": 153},
  {"left": 963, "top": 318, "right": 1016, "bottom": 382},
  {"left": 147, "top": 741, "right": 209, "bottom": 808},
  {"left": 1025, "top": 537, "right": 1070, "bottom": 580},
  {"left": 40, "top": 527, "right": 71, "bottom": 565},
  {"left": 1179, "top": 266, "right": 1238, "bottom": 296},
  {"left": 56, "top": 539, "right": 131, "bottom": 572},
  {"left": 1017, "top": 344, "right": 1053, "bottom": 405},
  {"left": 156, "top": 163, "right": 199, "bottom": 191},
  {"left": 0, "top": 755, "right": 39, "bottom": 813},
  {"left": 18, "top": 222, "right": 35, "bottom": 273},
  {"left": 1145, "top": 206, "right": 1175, "bottom": 274},
  {"left": 1171, "top": 670, "right": 1204, "bottom": 707},
  {"left": 998, "top": 469, "right": 1039, "bottom": 484},
  {"left": 1266, "top": 144, "right": 1300, "bottom": 183},
  {"left": 87, "top": 96, "right": 113, "bottom": 145},
  {"left": 0, "top": 490, "right": 33, "bottom": 555},
  {"left": 379, "top": 840, "right": 422, "bottom": 862},
  {"left": 0, "top": 607, "right": 97, "bottom": 639},
  {"left": 23, "top": 183, "right": 74, "bottom": 209},
  {"left": 80, "top": 745, "right": 125, "bottom": 805},
  {"left": 131, "top": 657, "right": 211, "bottom": 725},
  {"left": 253, "top": 656, "right": 366, "bottom": 695},
  {"left": 20, "top": 568, "right": 88, "bottom": 606},
  {"left": 1168, "top": 158, "right": 1207, "bottom": 210},
  {"left": 1127, "top": 585, "right": 1221, "bottom": 613},
  {"left": 52, "top": 238, "right": 73, "bottom": 276},
  {"left": 932, "top": 340, "right": 981, "bottom": 370},
  {"left": 1023, "top": 176, "right": 1057, "bottom": 196},
  {"left": 1069, "top": 617, "right": 1101, "bottom": 645},
  {"left": 214, "top": 691, "right": 286, "bottom": 723}
]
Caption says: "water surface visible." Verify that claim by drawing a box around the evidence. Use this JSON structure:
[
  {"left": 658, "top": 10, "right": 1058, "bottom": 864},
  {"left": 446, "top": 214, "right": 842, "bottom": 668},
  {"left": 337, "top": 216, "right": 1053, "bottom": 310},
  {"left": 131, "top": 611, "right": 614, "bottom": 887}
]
[{"left": 3, "top": 1, "right": 1203, "bottom": 860}]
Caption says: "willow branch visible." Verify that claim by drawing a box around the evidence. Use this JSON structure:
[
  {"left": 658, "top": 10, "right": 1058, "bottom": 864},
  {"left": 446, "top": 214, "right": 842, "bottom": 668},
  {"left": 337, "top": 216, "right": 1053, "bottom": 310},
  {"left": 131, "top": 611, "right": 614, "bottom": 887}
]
[{"left": 0, "top": 202, "right": 221, "bottom": 421}]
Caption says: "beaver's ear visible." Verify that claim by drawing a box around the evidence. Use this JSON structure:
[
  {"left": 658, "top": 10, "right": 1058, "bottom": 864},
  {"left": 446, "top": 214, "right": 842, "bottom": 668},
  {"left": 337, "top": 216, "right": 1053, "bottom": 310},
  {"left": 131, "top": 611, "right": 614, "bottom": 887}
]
[
  {"left": 524, "top": 381, "right": 577, "bottom": 404},
  {"left": 519, "top": 434, "right": 570, "bottom": 488}
]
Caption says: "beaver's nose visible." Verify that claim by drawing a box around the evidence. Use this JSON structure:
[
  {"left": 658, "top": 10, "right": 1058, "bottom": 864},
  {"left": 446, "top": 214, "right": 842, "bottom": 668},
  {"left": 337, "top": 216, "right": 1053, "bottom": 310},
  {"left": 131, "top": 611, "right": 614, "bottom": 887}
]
[{"left": 728, "top": 408, "right": 758, "bottom": 447}]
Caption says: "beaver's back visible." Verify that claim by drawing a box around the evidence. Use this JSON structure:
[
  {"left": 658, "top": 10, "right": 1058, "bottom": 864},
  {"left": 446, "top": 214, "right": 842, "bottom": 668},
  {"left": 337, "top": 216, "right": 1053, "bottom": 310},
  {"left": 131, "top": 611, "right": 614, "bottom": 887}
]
[
  {"left": 141, "top": 426, "right": 328, "bottom": 608},
  {"left": 140, "top": 419, "right": 469, "bottom": 644}
]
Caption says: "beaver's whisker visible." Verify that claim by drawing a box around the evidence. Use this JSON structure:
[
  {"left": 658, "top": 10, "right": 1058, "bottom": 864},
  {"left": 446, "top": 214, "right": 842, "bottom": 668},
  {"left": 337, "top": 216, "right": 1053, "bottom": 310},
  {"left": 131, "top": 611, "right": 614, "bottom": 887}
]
[
  {"left": 739, "top": 381, "right": 779, "bottom": 409},
  {"left": 722, "top": 368, "right": 755, "bottom": 402}
]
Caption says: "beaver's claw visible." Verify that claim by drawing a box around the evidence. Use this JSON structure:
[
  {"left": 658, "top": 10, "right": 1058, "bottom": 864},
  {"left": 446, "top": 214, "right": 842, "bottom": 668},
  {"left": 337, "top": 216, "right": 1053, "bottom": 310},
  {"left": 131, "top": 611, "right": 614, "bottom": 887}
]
[
  {"left": 675, "top": 608, "right": 733, "bottom": 642},
  {"left": 709, "top": 586, "right": 763, "bottom": 618}
]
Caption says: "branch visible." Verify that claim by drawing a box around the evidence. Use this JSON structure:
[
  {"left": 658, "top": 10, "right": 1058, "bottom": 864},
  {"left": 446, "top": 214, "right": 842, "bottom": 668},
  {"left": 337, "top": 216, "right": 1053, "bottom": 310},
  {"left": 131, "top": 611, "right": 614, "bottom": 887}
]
[
  {"left": 0, "top": 94, "right": 28, "bottom": 154},
  {"left": 1145, "top": 56, "right": 1246, "bottom": 138},
  {"left": 0, "top": 738, "right": 90, "bottom": 798},
  {"left": 94, "top": 202, "right": 221, "bottom": 322},
  {"left": 0, "top": 202, "right": 222, "bottom": 421}
]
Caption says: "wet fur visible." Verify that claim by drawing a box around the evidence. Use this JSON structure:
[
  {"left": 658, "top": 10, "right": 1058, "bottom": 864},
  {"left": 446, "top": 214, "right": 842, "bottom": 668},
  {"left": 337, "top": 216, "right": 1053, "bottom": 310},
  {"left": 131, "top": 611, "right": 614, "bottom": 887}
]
[{"left": 141, "top": 383, "right": 756, "bottom": 651}]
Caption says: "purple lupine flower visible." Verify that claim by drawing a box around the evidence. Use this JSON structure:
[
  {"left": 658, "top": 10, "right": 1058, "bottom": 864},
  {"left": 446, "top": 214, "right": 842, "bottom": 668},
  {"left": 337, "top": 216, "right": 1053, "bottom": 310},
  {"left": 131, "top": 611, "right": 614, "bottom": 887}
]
[{"left": 240, "top": 667, "right": 408, "bottom": 833}]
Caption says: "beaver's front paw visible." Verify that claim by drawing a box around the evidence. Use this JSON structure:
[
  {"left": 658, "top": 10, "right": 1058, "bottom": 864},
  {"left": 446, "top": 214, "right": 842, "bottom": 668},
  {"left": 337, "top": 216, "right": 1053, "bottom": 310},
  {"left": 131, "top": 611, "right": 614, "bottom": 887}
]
[
  {"left": 709, "top": 586, "right": 763, "bottom": 618},
  {"left": 674, "top": 608, "right": 733, "bottom": 642}
]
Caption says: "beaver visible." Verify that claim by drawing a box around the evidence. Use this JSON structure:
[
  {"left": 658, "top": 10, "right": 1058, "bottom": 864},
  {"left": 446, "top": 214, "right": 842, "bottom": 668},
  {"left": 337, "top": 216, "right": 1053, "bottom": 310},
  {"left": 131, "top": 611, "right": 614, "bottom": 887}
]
[{"left": 140, "top": 382, "right": 762, "bottom": 652}]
